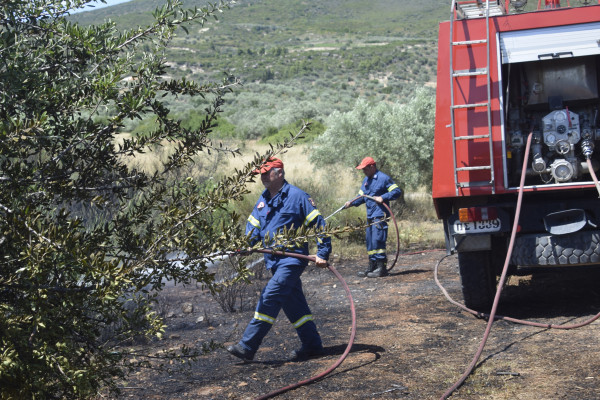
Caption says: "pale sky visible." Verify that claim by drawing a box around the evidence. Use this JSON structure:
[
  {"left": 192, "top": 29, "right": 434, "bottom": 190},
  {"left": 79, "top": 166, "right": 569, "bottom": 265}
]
[{"left": 71, "top": 0, "right": 133, "bottom": 13}]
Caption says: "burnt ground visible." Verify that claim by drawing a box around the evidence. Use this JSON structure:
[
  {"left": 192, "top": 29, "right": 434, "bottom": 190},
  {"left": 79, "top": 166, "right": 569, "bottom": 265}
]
[{"left": 118, "top": 251, "right": 600, "bottom": 400}]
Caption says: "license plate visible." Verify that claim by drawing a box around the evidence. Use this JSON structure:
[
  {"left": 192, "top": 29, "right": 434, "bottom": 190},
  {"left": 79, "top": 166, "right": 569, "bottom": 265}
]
[{"left": 453, "top": 218, "right": 501, "bottom": 234}]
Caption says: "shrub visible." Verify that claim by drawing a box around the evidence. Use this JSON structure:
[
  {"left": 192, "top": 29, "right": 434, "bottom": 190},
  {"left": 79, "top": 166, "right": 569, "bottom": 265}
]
[{"left": 309, "top": 87, "right": 436, "bottom": 191}]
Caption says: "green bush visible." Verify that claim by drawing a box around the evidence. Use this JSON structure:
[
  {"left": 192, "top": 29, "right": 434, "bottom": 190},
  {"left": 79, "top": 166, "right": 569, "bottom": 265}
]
[
  {"left": 182, "top": 112, "right": 238, "bottom": 138},
  {"left": 309, "top": 86, "right": 436, "bottom": 191},
  {"left": 260, "top": 119, "right": 326, "bottom": 144},
  {"left": 0, "top": 1, "right": 260, "bottom": 397}
]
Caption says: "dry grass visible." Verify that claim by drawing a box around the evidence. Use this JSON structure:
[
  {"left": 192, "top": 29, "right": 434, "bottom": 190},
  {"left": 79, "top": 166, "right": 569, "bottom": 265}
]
[
  {"left": 225, "top": 140, "right": 359, "bottom": 198},
  {"left": 117, "top": 136, "right": 445, "bottom": 251},
  {"left": 230, "top": 141, "right": 445, "bottom": 252}
]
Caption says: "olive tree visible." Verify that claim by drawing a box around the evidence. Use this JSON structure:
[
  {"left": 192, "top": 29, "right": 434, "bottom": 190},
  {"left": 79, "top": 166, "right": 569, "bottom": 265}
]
[
  {"left": 309, "top": 87, "right": 436, "bottom": 191},
  {"left": 0, "top": 0, "right": 267, "bottom": 397}
]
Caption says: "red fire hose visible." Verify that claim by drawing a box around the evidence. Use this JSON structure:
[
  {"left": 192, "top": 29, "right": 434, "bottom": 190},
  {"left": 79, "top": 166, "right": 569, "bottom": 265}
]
[
  {"left": 586, "top": 158, "right": 600, "bottom": 197},
  {"left": 342, "top": 194, "right": 401, "bottom": 273},
  {"left": 437, "top": 132, "right": 600, "bottom": 399},
  {"left": 250, "top": 249, "right": 356, "bottom": 400},
  {"left": 248, "top": 194, "right": 402, "bottom": 398}
]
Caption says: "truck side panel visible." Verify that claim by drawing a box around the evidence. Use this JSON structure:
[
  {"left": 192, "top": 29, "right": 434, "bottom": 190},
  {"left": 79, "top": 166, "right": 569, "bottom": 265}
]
[
  {"left": 432, "top": 18, "right": 505, "bottom": 201},
  {"left": 433, "top": 6, "right": 600, "bottom": 207},
  {"left": 432, "top": 4, "right": 600, "bottom": 310}
]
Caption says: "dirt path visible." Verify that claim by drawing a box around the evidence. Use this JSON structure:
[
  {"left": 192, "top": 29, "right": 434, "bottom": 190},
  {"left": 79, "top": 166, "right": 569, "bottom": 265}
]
[{"left": 119, "top": 251, "right": 600, "bottom": 399}]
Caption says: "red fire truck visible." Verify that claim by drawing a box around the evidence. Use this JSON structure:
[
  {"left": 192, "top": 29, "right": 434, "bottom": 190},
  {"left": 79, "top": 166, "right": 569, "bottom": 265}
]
[{"left": 432, "top": 0, "right": 600, "bottom": 309}]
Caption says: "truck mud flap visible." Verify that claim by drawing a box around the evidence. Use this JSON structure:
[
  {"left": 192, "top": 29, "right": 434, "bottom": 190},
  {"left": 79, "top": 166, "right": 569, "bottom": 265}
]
[{"left": 511, "top": 230, "right": 600, "bottom": 267}]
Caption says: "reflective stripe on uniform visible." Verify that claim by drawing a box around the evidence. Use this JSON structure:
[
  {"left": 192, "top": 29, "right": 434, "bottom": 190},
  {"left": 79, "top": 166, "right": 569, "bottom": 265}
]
[
  {"left": 292, "top": 314, "right": 314, "bottom": 329},
  {"left": 358, "top": 189, "right": 364, "bottom": 195},
  {"left": 304, "top": 209, "right": 321, "bottom": 226},
  {"left": 248, "top": 215, "right": 260, "bottom": 229},
  {"left": 253, "top": 312, "right": 275, "bottom": 324},
  {"left": 367, "top": 249, "right": 386, "bottom": 255},
  {"left": 387, "top": 184, "right": 399, "bottom": 192}
]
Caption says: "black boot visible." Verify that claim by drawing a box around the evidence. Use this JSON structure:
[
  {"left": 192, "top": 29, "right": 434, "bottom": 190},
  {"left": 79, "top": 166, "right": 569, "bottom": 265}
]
[
  {"left": 357, "top": 259, "right": 376, "bottom": 277},
  {"left": 367, "top": 259, "right": 388, "bottom": 278},
  {"left": 290, "top": 345, "right": 325, "bottom": 361},
  {"left": 226, "top": 344, "right": 255, "bottom": 361}
]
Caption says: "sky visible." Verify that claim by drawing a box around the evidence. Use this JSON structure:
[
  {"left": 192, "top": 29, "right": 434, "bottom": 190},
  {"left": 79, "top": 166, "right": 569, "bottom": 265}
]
[{"left": 71, "top": 0, "right": 133, "bottom": 13}]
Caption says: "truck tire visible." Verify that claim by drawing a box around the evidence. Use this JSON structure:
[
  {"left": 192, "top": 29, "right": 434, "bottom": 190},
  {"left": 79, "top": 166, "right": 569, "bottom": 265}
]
[
  {"left": 458, "top": 250, "right": 496, "bottom": 311},
  {"left": 510, "top": 230, "right": 600, "bottom": 267}
]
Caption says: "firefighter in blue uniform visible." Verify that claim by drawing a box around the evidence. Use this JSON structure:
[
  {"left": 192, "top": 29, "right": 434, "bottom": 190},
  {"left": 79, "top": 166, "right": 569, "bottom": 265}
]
[
  {"left": 227, "top": 158, "right": 331, "bottom": 362},
  {"left": 345, "top": 156, "right": 402, "bottom": 278}
]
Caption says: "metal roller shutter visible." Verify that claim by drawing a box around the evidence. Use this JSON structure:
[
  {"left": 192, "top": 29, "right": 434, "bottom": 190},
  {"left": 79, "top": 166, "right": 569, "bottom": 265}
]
[{"left": 499, "top": 22, "right": 600, "bottom": 64}]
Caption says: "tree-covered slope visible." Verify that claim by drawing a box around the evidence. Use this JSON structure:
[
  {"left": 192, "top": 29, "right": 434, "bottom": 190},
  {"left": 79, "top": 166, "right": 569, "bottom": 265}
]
[{"left": 71, "top": 0, "right": 447, "bottom": 139}]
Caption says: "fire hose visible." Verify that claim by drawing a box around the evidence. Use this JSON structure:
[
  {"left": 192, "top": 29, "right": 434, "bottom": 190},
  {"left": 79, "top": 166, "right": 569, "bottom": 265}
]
[
  {"left": 250, "top": 250, "right": 356, "bottom": 400},
  {"left": 437, "top": 132, "right": 600, "bottom": 399},
  {"left": 325, "top": 194, "right": 401, "bottom": 273},
  {"left": 247, "top": 195, "right": 402, "bottom": 398},
  {"left": 586, "top": 158, "right": 600, "bottom": 197}
]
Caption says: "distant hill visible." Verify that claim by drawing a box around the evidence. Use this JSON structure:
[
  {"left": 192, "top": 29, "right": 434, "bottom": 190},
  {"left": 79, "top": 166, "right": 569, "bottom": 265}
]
[
  {"left": 72, "top": 0, "right": 449, "bottom": 37},
  {"left": 71, "top": 0, "right": 446, "bottom": 81},
  {"left": 70, "top": 0, "right": 448, "bottom": 139}
]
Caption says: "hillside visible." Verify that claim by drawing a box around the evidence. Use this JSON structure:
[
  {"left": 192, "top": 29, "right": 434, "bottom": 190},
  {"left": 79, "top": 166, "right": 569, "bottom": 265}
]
[{"left": 70, "top": 0, "right": 446, "bottom": 139}]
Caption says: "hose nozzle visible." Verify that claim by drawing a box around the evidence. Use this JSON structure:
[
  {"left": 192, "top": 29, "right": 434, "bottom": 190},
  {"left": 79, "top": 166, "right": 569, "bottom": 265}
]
[{"left": 582, "top": 137, "right": 594, "bottom": 159}]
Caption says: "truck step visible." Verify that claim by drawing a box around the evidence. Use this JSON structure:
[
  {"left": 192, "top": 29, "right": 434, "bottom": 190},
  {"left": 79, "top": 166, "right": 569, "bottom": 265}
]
[
  {"left": 457, "top": 180, "right": 494, "bottom": 188},
  {"left": 454, "top": 134, "right": 490, "bottom": 140},
  {"left": 452, "top": 102, "right": 489, "bottom": 109},
  {"left": 455, "top": 2, "right": 505, "bottom": 20},
  {"left": 456, "top": 166, "right": 492, "bottom": 172},
  {"left": 452, "top": 39, "right": 487, "bottom": 46},
  {"left": 453, "top": 68, "right": 488, "bottom": 77}
]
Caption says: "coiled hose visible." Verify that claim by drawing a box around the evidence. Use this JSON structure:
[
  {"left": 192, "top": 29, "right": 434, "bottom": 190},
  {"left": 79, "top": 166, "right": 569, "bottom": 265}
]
[
  {"left": 251, "top": 194, "right": 403, "bottom": 398},
  {"left": 251, "top": 249, "right": 356, "bottom": 400},
  {"left": 438, "top": 132, "right": 600, "bottom": 399}
]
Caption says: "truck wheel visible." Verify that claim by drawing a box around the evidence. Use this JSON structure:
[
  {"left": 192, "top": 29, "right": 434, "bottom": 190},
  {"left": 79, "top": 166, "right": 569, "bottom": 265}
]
[
  {"left": 458, "top": 250, "right": 496, "bottom": 311},
  {"left": 511, "top": 230, "right": 600, "bottom": 267}
]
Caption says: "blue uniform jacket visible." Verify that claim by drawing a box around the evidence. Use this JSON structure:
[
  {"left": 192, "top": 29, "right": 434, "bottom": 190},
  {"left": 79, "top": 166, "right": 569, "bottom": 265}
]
[
  {"left": 246, "top": 181, "right": 332, "bottom": 269},
  {"left": 349, "top": 170, "right": 402, "bottom": 220}
]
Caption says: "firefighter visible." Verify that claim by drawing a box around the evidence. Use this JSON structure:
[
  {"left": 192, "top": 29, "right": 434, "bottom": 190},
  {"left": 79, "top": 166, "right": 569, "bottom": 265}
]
[
  {"left": 344, "top": 156, "right": 402, "bottom": 278},
  {"left": 227, "top": 158, "right": 331, "bottom": 362}
]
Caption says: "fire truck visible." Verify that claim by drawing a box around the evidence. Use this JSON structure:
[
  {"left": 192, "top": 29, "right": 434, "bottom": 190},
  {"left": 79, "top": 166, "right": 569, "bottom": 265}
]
[{"left": 432, "top": 0, "right": 600, "bottom": 309}]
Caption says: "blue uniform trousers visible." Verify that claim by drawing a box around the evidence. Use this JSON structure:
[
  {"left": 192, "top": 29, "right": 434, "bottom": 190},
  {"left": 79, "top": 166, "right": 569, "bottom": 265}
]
[
  {"left": 238, "top": 263, "right": 322, "bottom": 354},
  {"left": 366, "top": 218, "right": 388, "bottom": 261}
]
